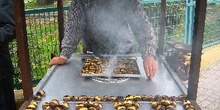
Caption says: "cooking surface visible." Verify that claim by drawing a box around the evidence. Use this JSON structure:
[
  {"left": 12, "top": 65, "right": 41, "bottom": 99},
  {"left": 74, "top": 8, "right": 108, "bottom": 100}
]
[
  {"left": 81, "top": 56, "right": 141, "bottom": 77},
  {"left": 34, "top": 54, "right": 187, "bottom": 110}
]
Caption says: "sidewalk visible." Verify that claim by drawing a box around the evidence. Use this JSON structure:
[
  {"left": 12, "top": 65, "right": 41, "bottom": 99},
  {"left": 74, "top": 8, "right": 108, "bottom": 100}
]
[{"left": 197, "top": 60, "right": 220, "bottom": 110}]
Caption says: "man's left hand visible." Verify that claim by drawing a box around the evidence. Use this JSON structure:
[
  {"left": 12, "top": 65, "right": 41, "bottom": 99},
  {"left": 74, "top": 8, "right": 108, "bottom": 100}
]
[{"left": 143, "top": 55, "right": 157, "bottom": 78}]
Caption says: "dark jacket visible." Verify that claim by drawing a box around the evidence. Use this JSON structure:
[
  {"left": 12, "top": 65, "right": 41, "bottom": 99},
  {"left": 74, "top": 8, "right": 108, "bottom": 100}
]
[{"left": 0, "top": 0, "right": 15, "bottom": 80}]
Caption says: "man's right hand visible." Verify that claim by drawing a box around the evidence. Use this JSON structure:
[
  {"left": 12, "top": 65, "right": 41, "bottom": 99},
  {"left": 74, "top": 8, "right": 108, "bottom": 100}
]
[{"left": 49, "top": 57, "right": 67, "bottom": 66}]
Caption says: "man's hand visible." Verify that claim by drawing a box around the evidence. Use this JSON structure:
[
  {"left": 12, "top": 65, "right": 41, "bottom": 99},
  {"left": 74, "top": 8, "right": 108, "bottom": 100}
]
[
  {"left": 49, "top": 57, "right": 67, "bottom": 66},
  {"left": 143, "top": 55, "right": 157, "bottom": 78}
]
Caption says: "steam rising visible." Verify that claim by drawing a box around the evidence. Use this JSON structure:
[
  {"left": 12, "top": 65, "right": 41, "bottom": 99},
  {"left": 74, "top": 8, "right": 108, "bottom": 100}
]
[
  {"left": 84, "top": 0, "right": 146, "bottom": 78},
  {"left": 86, "top": 0, "right": 138, "bottom": 54}
]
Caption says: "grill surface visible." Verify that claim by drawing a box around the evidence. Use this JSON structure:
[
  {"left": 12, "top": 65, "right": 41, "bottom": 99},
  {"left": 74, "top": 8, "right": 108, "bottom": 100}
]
[
  {"left": 33, "top": 54, "right": 187, "bottom": 110},
  {"left": 81, "top": 55, "right": 141, "bottom": 78}
]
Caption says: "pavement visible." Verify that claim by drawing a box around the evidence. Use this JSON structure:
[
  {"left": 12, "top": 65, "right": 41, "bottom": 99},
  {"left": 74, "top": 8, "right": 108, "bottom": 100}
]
[
  {"left": 197, "top": 60, "right": 220, "bottom": 110},
  {"left": 194, "top": 44, "right": 220, "bottom": 110},
  {"left": 183, "top": 59, "right": 220, "bottom": 110}
]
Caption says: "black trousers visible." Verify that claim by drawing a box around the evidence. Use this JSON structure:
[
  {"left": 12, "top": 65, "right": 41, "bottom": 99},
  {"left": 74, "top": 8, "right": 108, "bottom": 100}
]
[{"left": 0, "top": 77, "right": 16, "bottom": 110}]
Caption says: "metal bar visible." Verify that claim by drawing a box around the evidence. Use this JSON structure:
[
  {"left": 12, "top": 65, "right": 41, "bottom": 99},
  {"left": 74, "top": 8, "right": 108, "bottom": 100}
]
[
  {"left": 48, "top": 12, "right": 52, "bottom": 33},
  {"left": 25, "top": 6, "right": 69, "bottom": 14},
  {"left": 203, "top": 40, "right": 220, "bottom": 48},
  {"left": 158, "top": 0, "right": 166, "bottom": 54},
  {"left": 57, "top": 0, "right": 64, "bottom": 52},
  {"left": 140, "top": 0, "right": 181, "bottom": 4},
  {"left": 188, "top": 1, "right": 195, "bottom": 45},
  {"left": 184, "top": 0, "right": 196, "bottom": 45},
  {"left": 13, "top": 0, "right": 33, "bottom": 100},
  {"left": 63, "top": 6, "right": 69, "bottom": 10},
  {"left": 187, "top": 0, "right": 207, "bottom": 100},
  {"left": 19, "top": 101, "right": 31, "bottom": 110},
  {"left": 25, "top": 7, "right": 58, "bottom": 14},
  {"left": 207, "top": 1, "right": 220, "bottom": 4},
  {"left": 185, "top": 0, "right": 195, "bottom": 6}
]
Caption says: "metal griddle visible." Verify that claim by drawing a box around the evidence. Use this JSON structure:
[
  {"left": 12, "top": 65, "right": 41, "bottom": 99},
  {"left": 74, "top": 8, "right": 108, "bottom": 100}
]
[
  {"left": 81, "top": 55, "right": 141, "bottom": 78},
  {"left": 33, "top": 54, "right": 187, "bottom": 110}
]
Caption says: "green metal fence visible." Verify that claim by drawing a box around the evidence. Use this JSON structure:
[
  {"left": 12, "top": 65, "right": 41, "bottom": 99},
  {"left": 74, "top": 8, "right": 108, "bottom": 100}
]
[
  {"left": 203, "top": 2, "right": 220, "bottom": 48},
  {"left": 184, "top": 0, "right": 220, "bottom": 47},
  {"left": 143, "top": 1, "right": 185, "bottom": 42},
  {"left": 25, "top": 7, "right": 60, "bottom": 85},
  {"left": 9, "top": 1, "right": 220, "bottom": 89},
  {"left": 10, "top": 7, "right": 70, "bottom": 89}
]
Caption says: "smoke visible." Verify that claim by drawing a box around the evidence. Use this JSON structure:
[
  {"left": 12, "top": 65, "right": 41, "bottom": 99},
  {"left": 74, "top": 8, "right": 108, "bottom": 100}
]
[
  {"left": 86, "top": 0, "right": 139, "bottom": 54},
  {"left": 83, "top": 0, "right": 148, "bottom": 78}
]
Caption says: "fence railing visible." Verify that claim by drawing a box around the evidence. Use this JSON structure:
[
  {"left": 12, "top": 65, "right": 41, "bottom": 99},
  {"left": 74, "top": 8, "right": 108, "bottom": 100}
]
[
  {"left": 184, "top": 0, "right": 220, "bottom": 47},
  {"left": 10, "top": 7, "right": 70, "bottom": 89},
  {"left": 10, "top": 1, "right": 220, "bottom": 89},
  {"left": 203, "top": 2, "right": 220, "bottom": 48}
]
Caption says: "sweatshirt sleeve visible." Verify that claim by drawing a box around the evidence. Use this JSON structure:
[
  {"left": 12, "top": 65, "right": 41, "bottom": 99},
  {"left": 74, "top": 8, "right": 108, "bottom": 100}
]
[
  {"left": 0, "top": 0, "right": 15, "bottom": 44},
  {"left": 60, "top": 0, "right": 86, "bottom": 59},
  {"left": 127, "top": 0, "right": 157, "bottom": 56}
]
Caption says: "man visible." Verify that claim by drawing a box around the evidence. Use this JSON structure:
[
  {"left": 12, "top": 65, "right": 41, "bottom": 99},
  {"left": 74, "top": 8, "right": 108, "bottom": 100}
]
[
  {"left": 50, "top": 0, "right": 157, "bottom": 78},
  {"left": 0, "top": 0, "right": 16, "bottom": 110}
]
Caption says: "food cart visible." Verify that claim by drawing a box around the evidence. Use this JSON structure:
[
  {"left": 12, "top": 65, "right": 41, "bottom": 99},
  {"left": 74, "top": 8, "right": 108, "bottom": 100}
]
[
  {"left": 15, "top": 0, "right": 205, "bottom": 110},
  {"left": 20, "top": 54, "right": 201, "bottom": 110}
]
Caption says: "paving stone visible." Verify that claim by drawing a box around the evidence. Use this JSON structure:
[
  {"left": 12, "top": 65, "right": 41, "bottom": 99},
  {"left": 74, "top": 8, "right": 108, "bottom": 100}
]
[
  {"left": 198, "top": 88, "right": 209, "bottom": 94},
  {"left": 213, "top": 84, "right": 220, "bottom": 91},
  {"left": 204, "top": 83, "right": 215, "bottom": 89},
  {"left": 197, "top": 94, "right": 209, "bottom": 102},
  {"left": 211, "top": 78, "right": 220, "bottom": 85},
  {"left": 206, "top": 96, "right": 216, "bottom": 104},
  {"left": 217, "top": 103, "right": 220, "bottom": 110},
  {"left": 197, "top": 60, "right": 220, "bottom": 110},
  {"left": 197, "top": 89, "right": 204, "bottom": 96},
  {"left": 214, "top": 73, "right": 220, "bottom": 77},
  {"left": 212, "top": 65, "right": 220, "bottom": 71},
  {"left": 203, "top": 70, "right": 216, "bottom": 75},
  {"left": 206, "top": 102, "right": 218, "bottom": 110},
  {"left": 215, "top": 99, "right": 220, "bottom": 104},
  {"left": 198, "top": 82, "right": 207, "bottom": 88},
  {"left": 211, "top": 100, "right": 220, "bottom": 110},
  {"left": 209, "top": 93, "right": 220, "bottom": 100},
  {"left": 199, "top": 100, "right": 212, "bottom": 108},
  {"left": 211, "top": 86, "right": 219, "bottom": 91}
]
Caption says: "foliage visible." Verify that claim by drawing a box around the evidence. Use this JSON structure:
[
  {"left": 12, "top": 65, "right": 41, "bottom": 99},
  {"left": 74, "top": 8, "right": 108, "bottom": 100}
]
[
  {"left": 25, "top": 0, "right": 71, "bottom": 9},
  {"left": 142, "top": 2, "right": 185, "bottom": 43},
  {"left": 26, "top": 3, "right": 56, "bottom": 9}
]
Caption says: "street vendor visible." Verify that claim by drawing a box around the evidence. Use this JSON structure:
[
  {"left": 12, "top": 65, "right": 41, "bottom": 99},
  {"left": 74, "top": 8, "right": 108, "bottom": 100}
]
[{"left": 50, "top": 0, "right": 158, "bottom": 78}]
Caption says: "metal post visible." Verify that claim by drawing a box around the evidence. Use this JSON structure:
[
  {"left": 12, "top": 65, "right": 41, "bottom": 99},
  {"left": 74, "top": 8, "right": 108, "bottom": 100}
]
[
  {"left": 188, "top": 0, "right": 195, "bottom": 45},
  {"left": 187, "top": 0, "right": 207, "bottom": 100},
  {"left": 13, "top": 0, "right": 33, "bottom": 100},
  {"left": 57, "top": 0, "right": 64, "bottom": 52},
  {"left": 184, "top": 1, "right": 189, "bottom": 44},
  {"left": 184, "top": 0, "right": 195, "bottom": 45},
  {"left": 158, "top": 0, "right": 166, "bottom": 55}
]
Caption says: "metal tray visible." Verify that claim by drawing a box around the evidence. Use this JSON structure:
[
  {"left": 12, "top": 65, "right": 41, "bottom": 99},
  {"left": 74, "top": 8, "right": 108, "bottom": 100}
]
[{"left": 81, "top": 55, "right": 141, "bottom": 78}]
